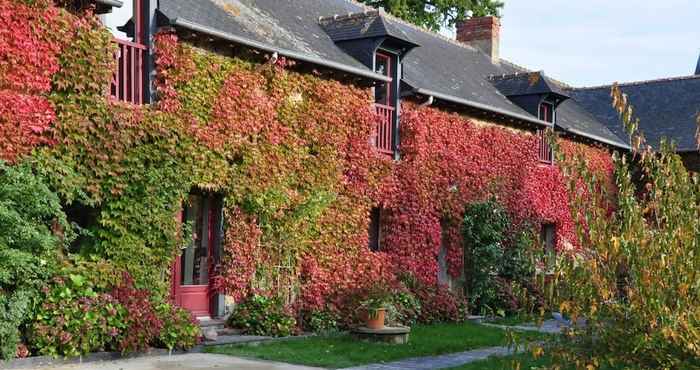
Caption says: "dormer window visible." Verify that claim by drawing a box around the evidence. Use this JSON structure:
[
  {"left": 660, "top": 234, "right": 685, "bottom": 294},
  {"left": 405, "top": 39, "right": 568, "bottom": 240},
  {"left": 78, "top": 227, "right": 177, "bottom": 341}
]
[
  {"left": 374, "top": 51, "right": 396, "bottom": 156},
  {"left": 537, "top": 101, "right": 555, "bottom": 164},
  {"left": 318, "top": 11, "right": 419, "bottom": 159}
]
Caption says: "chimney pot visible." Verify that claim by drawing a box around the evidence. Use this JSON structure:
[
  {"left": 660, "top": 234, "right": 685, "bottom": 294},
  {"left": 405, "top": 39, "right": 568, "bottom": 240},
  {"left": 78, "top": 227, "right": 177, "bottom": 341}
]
[{"left": 456, "top": 16, "right": 500, "bottom": 64}]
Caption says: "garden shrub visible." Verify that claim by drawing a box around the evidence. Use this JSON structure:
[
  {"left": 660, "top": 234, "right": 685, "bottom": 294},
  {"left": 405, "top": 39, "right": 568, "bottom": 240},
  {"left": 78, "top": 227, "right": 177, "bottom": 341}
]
[
  {"left": 462, "top": 198, "right": 509, "bottom": 313},
  {"left": 387, "top": 291, "right": 422, "bottom": 327},
  {"left": 29, "top": 261, "right": 200, "bottom": 357},
  {"left": 155, "top": 303, "right": 201, "bottom": 351},
  {"left": 305, "top": 309, "right": 341, "bottom": 334},
  {"left": 227, "top": 295, "right": 297, "bottom": 337},
  {"left": 0, "top": 161, "right": 70, "bottom": 360},
  {"left": 540, "top": 87, "right": 700, "bottom": 369},
  {"left": 399, "top": 273, "right": 467, "bottom": 324},
  {"left": 30, "top": 272, "right": 126, "bottom": 357}
]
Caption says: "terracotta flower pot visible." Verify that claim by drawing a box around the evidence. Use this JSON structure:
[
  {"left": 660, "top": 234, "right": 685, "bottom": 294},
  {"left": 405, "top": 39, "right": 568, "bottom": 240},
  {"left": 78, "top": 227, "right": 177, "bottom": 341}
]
[{"left": 366, "top": 308, "right": 386, "bottom": 329}]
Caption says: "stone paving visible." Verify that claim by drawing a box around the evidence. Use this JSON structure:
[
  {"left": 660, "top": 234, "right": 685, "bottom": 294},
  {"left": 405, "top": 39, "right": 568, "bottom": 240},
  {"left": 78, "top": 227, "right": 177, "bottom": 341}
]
[
  {"left": 37, "top": 353, "right": 323, "bottom": 370},
  {"left": 480, "top": 319, "right": 563, "bottom": 334},
  {"left": 343, "top": 346, "right": 519, "bottom": 370}
]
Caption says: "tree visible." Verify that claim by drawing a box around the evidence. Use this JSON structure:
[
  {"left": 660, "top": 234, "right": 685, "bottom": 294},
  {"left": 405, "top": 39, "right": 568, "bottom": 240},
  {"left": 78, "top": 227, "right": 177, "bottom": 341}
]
[{"left": 356, "top": 0, "right": 504, "bottom": 31}]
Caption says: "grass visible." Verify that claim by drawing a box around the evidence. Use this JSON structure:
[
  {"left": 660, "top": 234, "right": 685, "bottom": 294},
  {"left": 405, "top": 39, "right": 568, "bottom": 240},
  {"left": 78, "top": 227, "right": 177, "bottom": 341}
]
[{"left": 206, "top": 322, "right": 548, "bottom": 369}]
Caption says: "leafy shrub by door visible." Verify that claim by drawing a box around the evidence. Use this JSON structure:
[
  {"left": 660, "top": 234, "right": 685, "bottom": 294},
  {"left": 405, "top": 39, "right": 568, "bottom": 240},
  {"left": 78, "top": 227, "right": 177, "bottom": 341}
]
[
  {"left": 0, "top": 161, "right": 71, "bottom": 360},
  {"left": 227, "top": 295, "right": 297, "bottom": 337},
  {"left": 462, "top": 198, "right": 509, "bottom": 313}
]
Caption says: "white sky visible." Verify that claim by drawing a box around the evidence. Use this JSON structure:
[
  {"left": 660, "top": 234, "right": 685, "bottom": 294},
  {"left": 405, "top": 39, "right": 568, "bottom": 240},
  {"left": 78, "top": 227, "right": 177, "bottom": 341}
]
[{"left": 499, "top": 0, "right": 700, "bottom": 87}]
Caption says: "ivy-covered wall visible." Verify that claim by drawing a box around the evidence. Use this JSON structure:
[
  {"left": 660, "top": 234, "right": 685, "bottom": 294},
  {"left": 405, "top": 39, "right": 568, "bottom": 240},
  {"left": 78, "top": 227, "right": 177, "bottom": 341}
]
[{"left": 0, "top": 0, "right": 615, "bottom": 353}]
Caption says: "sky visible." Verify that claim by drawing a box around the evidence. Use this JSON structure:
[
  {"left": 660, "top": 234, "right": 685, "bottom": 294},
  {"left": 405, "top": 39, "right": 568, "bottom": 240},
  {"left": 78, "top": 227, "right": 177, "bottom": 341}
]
[{"left": 498, "top": 0, "right": 700, "bottom": 87}]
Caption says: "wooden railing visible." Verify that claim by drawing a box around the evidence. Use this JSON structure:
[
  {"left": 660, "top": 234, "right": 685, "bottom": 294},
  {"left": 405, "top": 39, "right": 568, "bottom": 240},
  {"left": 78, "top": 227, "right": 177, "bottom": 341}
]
[
  {"left": 374, "top": 103, "right": 394, "bottom": 155},
  {"left": 538, "top": 130, "right": 553, "bottom": 164},
  {"left": 110, "top": 38, "right": 147, "bottom": 105}
]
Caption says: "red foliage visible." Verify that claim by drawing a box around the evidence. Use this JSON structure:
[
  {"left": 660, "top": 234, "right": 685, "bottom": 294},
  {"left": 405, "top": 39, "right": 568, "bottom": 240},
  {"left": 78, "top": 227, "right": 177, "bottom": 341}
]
[
  {"left": 377, "top": 104, "right": 615, "bottom": 285},
  {"left": 0, "top": 0, "right": 65, "bottom": 161},
  {"left": 153, "top": 34, "right": 614, "bottom": 320},
  {"left": 110, "top": 272, "right": 163, "bottom": 353}
]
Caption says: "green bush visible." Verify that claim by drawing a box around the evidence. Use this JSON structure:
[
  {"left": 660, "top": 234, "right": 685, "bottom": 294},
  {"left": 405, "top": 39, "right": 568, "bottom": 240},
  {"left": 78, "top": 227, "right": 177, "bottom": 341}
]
[
  {"left": 227, "top": 295, "right": 297, "bottom": 337},
  {"left": 155, "top": 303, "right": 201, "bottom": 351},
  {"left": 0, "top": 161, "right": 72, "bottom": 360},
  {"left": 387, "top": 291, "right": 422, "bottom": 327},
  {"left": 30, "top": 272, "right": 127, "bottom": 357},
  {"left": 306, "top": 309, "right": 340, "bottom": 334},
  {"left": 462, "top": 198, "right": 509, "bottom": 314}
]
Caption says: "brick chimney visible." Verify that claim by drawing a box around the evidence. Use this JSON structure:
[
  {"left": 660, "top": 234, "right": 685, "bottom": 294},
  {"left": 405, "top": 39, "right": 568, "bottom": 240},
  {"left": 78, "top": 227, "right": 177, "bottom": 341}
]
[{"left": 456, "top": 16, "right": 501, "bottom": 64}]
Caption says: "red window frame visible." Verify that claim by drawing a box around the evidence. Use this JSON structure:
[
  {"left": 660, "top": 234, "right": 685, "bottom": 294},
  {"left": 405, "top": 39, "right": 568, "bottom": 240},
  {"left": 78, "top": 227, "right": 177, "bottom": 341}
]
[
  {"left": 539, "top": 101, "right": 554, "bottom": 123},
  {"left": 373, "top": 51, "right": 396, "bottom": 156},
  {"left": 374, "top": 51, "right": 393, "bottom": 106},
  {"left": 538, "top": 101, "right": 555, "bottom": 164}
]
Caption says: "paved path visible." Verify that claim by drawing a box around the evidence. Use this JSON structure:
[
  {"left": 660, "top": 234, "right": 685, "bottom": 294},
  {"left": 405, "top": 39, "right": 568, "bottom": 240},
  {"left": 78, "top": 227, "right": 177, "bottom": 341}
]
[
  {"left": 39, "top": 353, "right": 323, "bottom": 370},
  {"left": 481, "top": 319, "right": 563, "bottom": 334},
  {"left": 343, "top": 346, "right": 519, "bottom": 370}
]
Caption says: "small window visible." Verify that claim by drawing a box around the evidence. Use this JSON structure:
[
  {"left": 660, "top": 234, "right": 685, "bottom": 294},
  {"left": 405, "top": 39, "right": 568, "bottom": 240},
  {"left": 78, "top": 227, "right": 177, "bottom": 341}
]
[
  {"left": 368, "top": 207, "right": 382, "bottom": 251},
  {"left": 538, "top": 101, "right": 555, "bottom": 123},
  {"left": 540, "top": 223, "right": 556, "bottom": 253},
  {"left": 537, "top": 129, "right": 554, "bottom": 164},
  {"left": 374, "top": 52, "right": 393, "bottom": 106}
]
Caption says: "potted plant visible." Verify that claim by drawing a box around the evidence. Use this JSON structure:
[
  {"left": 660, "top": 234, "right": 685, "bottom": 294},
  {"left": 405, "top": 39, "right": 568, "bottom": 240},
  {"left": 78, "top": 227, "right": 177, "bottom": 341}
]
[
  {"left": 358, "top": 283, "right": 393, "bottom": 329},
  {"left": 360, "top": 297, "right": 391, "bottom": 329}
]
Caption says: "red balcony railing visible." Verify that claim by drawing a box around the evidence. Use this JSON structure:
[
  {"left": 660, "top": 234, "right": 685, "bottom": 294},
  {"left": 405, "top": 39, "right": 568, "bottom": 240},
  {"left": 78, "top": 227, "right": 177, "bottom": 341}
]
[
  {"left": 110, "top": 38, "right": 146, "bottom": 104},
  {"left": 374, "top": 103, "right": 394, "bottom": 155},
  {"left": 538, "top": 129, "right": 554, "bottom": 164}
]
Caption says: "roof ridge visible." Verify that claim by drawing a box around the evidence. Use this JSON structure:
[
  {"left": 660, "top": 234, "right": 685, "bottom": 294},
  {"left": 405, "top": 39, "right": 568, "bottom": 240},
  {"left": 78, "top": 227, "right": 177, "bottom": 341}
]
[
  {"left": 341, "top": 0, "right": 484, "bottom": 54},
  {"left": 487, "top": 70, "right": 543, "bottom": 81},
  {"left": 318, "top": 9, "right": 379, "bottom": 23},
  {"left": 574, "top": 74, "right": 700, "bottom": 91}
]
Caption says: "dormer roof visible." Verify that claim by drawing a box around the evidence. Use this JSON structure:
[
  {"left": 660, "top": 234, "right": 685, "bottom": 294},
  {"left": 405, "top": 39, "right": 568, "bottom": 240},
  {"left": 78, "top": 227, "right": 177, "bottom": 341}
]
[
  {"left": 318, "top": 10, "right": 418, "bottom": 49},
  {"left": 488, "top": 71, "right": 570, "bottom": 99}
]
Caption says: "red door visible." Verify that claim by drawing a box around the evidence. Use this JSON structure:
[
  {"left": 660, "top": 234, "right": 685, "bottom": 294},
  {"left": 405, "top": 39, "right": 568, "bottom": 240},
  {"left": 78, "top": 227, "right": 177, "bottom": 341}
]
[{"left": 172, "top": 195, "right": 218, "bottom": 318}]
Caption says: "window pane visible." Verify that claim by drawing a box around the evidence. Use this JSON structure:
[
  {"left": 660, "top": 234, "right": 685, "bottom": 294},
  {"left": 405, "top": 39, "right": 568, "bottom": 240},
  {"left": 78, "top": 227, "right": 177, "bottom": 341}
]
[
  {"left": 374, "top": 54, "right": 391, "bottom": 105},
  {"left": 181, "top": 195, "right": 210, "bottom": 286},
  {"left": 368, "top": 207, "right": 381, "bottom": 251}
]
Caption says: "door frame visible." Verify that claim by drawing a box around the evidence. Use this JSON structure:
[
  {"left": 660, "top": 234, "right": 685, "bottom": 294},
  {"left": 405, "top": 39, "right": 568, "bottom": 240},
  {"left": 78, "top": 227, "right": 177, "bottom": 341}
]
[{"left": 171, "top": 193, "right": 225, "bottom": 319}]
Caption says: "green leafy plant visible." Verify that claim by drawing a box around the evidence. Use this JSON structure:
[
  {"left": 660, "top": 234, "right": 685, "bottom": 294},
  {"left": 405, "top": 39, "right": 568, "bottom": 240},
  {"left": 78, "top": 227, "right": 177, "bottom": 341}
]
[
  {"left": 155, "top": 303, "right": 201, "bottom": 351},
  {"left": 462, "top": 198, "right": 509, "bottom": 314},
  {"left": 306, "top": 309, "right": 341, "bottom": 334},
  {"left": 227, "top": 295, "right": 297, "bottom": 337},
  {"left": 0, "top": 161, "right": 72, "bottom": 360},
  {"left": 29, "top": 271, "right": 127, "bottom": 358}
]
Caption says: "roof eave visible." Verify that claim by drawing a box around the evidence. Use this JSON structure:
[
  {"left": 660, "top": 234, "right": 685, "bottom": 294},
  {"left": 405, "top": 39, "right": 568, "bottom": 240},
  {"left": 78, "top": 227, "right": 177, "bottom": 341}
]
[
  {"left": 96, "top": 0, "right": 123, "bottom": 8},
  {"left": 556, "top": 126, "right": 631, "bottom": 150},
  {"left": 169, "top": 17, "right": 391, "bottom": 83},
  {"left": 412, "top": 87, "right": 553, "bottom": 128},
  {"left": 413, "top": 87, "right": 631, "bottom": 149}
]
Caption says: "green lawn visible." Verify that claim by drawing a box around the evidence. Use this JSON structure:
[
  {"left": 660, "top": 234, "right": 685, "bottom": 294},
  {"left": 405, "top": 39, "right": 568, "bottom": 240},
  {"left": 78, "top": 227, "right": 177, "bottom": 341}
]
[{"left": 206, "top": 322, "right": 547, "bottom": 369}]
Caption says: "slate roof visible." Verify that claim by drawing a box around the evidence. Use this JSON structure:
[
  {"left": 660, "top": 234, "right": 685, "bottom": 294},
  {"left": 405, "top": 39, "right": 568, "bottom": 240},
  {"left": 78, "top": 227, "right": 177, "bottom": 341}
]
[
  {"left": 488, "top": 71, "right": 570, "bottom": 98},
  {"left": 156, "top": 0, "right": 694, "bottom": 150},
  {"left": 571, "top": 76, "right": 700, "bottom": 151},
  {"left": 318, "top": 10, "right": 416, "bottom": 46}
]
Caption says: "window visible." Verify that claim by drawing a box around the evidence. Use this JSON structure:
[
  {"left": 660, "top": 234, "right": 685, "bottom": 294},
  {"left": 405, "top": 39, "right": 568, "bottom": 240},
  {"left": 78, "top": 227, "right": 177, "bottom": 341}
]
[
  {"left": 373, "top": 51, "right": 396, "bottom": 156},
  {"left": 538, "top": 101, "right": 554, "bottom": 123},
  {"left": 368, "top": 207, "right": 382, "bottom": 251},
  {"left": 540, "top": 223, "right": 556, "bottom": 254},
  {"left": 537, "top": 129, "right": 553, "bottom": 164}
]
